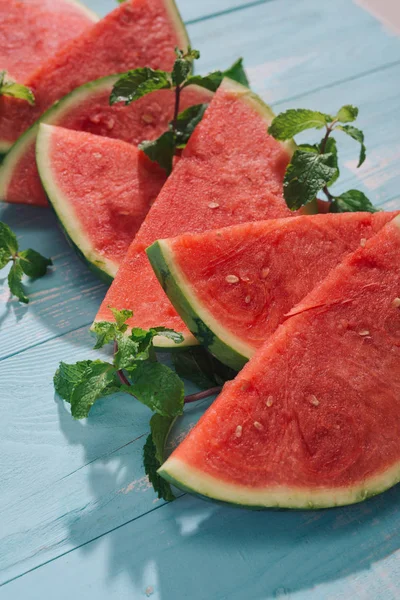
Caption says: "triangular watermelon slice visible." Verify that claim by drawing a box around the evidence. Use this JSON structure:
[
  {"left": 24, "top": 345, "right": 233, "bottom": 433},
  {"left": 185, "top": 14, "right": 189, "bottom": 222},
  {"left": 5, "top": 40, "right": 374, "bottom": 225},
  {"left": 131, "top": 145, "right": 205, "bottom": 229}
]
[
  {"left": 0, "top": 0, "right": 189, "bottom": 152},
  {"left": 36, "top": 124, "right": 167, "bottom": 281},
  {"left": 1, "top": 0, "right": 97, "bottom": 104},
  {"left": 147, "top": 211, "right": 397, "bottom": 369},
  {"left": 0, "top": 77, "right": 211, "bottom": 206},
  {"left": 94, "top": 78, "right": 295, "bottom": 348},
  {"left": 160, "top": 214, "right": 400, "bottom": 508}
]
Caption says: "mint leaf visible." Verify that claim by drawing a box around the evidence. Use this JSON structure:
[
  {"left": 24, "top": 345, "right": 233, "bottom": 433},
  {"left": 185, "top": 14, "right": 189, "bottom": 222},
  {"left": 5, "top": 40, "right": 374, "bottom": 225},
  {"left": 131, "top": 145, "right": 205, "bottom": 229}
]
[
  {"left": 150, "top": 413, "right": 174, "bottom": 464},
  {"left": 114, "top": 332, "right": 140, "bottom": 371},
  {"left": 54, "top": 360, "right": 94, "bottom": 403},
  {"left": 143, "top": 431, "right": 175, "bottom": 501},
  {"left": 70, "top": 361, "right": 120, "bottom": 419},
  {"left": 92, "top": 322, "right": 117, "bottom": 349},
  {"left": 109, "top": 307, "right": 133, "bottom": 330},
  {"left": 323, "top": 137, "right": 340, "bottom": 186},
  {"left": 125, "top": 362, "right": 184, "bottom": 417},
  {"left": 0, "top": 248, "right": 10, "bottom": 270},
  {"left": 8, "top": 261, "right": 28, "bottom": 303},
  {"left": 336, "top": 105, "right": 358, "bottom": 123},
  {"left": 183, "top": 71, "right": 223, "bottom": 93},
  {"left": 151, "top": 327, "right": 184, "bottom": 344},
  {"left": 172, "top": 48, "right": 200, "bottom": 87},
  {"left": 284, "top": 149, "right": 338, "bottom": 209},
  {"left": 172, "top": 103, "right": 208, "bottom": 148},
  {"left": 19, "top": 248, "right": 52, "bottom": 278},
  {"left": 331, "top": 190, "right": 377, "bottom": 213},
  {"left": 139, "top": 131, "right": 176, "bottom": 175},
  {"left": 0, "top": 221, "right": 18, "bottom": 256},
  {"left": 110, "top": 68, "right": 171, "bottom": 105},
  {"left": 268, "top": 109, "right": 333, "bottom": 141},
  {"left": 223, "top": 57, "right": 249, "bottom": 88},
  {"left": 336, "top": 125, "right": 366, "bottom": 167},
  {"left": 0, "top": 73, "right": 35, "bottom": 105}
]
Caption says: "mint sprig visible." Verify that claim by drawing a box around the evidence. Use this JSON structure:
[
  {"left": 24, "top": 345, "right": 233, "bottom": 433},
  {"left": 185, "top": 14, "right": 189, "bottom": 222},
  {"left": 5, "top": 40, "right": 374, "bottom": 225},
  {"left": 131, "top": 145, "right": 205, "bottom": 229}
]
[
  {"left": 54, "top": 309, "right": 231, "bottom": 501},
  {"left": 0, "top": 71, "right": 35, "bottom": 105},
  {"left": 111, "top": 48, "right": 249, "bottom": 174},
  {"left": 268, "top": 105, "right": 375, "bottom": 212},
  {"left": 0, "top": 221, "right": 52, "bottom": 303}
]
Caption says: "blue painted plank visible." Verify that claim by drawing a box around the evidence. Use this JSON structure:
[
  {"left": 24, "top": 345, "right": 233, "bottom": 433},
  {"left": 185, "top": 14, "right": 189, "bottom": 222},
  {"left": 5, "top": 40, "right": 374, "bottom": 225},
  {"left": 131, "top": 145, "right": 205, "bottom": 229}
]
[
  {"left": 1, "top": 0, "right": 400, "bottom": 359},
  {"left": 3, "top": 488, "right": 400, "bottom": 599}
]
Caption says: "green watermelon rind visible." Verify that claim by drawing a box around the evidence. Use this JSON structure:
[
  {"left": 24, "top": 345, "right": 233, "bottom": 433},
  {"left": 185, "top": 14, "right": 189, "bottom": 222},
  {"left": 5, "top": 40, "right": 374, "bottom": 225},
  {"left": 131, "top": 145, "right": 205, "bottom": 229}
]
[
  {"left": 36, "top": 122, "right": 116, "bottom": 283},
  {"left": 0, "top": 0, "right": 99, "bottom": 154},
  {"left": 146, "top": 239, "right": 252, "bottom": 370},
  {"left": 159, "top": 456, "right": 400, "bottom": 509}
]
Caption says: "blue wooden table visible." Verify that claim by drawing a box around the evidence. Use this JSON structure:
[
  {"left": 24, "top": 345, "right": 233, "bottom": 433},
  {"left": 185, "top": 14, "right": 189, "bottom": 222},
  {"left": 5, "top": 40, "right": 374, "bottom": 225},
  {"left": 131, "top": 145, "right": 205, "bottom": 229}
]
[{"left": 1, "top": 1, "right": 400, "bottom": 598}]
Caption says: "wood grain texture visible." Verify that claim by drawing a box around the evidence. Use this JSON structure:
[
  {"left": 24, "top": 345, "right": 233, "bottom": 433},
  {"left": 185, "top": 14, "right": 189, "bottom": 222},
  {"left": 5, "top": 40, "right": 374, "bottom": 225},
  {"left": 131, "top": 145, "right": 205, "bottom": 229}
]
[{"left": 1, "top": 0, "right": 400, "bottom": 597}]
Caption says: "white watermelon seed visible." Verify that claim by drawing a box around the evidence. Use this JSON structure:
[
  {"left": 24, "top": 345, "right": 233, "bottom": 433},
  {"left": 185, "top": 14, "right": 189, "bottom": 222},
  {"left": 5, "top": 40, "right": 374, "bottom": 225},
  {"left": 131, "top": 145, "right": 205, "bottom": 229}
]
[
  {"left": 208, "top": 202, "right": 220, "bottom": 209},
  {"left": 226, "top": 274, "right": 239, "bottom": 284},
  {"left": 359, "top": 330, "right": 370, "bottom": 336},
  {"left": 266, "top": 396, "right": 274, "bottom": 407},
  {"left": 360, "top": 238, "right": 367, "bottom": 247},
  {"left": 253, "top": 421, "right": 263, "bottom": 430},
  {"left": 261, "top": 267, "right": 270, "bottom": 278},
  {"left": 93, "top": 152, "right": 102, "bottom": 159},
  {"left": 392, "top": 297, "right": 400, "bottom": 308},
  {"left": 245, "top": 295, "right": 251, "bottom": 304},
  {"left": 142, "top": 114, "right": 154, "bottom": 123},
  {"left": 309, "top": 395, "right": 319, "bottom": 406},
  {"left": 235, "top": 425, "right": 243, "bottom": 438}
]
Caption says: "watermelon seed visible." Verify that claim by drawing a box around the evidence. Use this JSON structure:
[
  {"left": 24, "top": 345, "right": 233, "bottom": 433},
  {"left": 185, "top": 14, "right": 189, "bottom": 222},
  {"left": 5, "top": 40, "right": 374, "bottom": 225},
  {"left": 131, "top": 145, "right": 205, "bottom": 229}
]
[
  {"left": 360, "top": 238, "right": 367, "bottom": 248},
  {"left": 235, "top": 425, "right": 243, "bottom": 438},
  {"left": 359, "top": 330, "right": 370, "bottom": 336},
  {"left": 266, "top": 396, "right": 274, "bottom": 407},
  {"left": 142, "top": 114, "right": 154, "bottom": 123},
  {"left": 105, "top": 117, "right": 115, "bottom": 130},
  {"left": 245, "top": 295, "right": 251, "bottom": 304},
  {"left": 226, "top": 274, "right": 239, "bottom": 284},
  {"left": 241, "top": 275, "right": 250, "bottom": 282},
  {"left": 208, "top": 202, "right": 220, "bottom": 209},
  {"left": 261, "top": 267, "right": 270, "bottom": 278},
  {"left": 253, "top": 421, "right": 263, "bottom": 430},
  {"left": 392, "top": 297, "right": 400, "bottom": 308},
  {"left": 309, "top": 395, "right": 319, "bottom": 406},
  {"left": 93, "top": 152, "right": 102, "bottom": 159}
]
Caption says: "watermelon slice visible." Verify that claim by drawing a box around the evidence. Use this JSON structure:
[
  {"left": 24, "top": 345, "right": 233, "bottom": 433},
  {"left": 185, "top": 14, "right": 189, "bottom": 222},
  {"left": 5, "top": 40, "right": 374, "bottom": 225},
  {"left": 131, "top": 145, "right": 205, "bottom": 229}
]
[
  {"left": 94, "top": 78, "right": 295, "bottom": 348},
  {"left": 160, "top": 215, "right": 400, "bottom": 508},
  {"left": 0, "top": 78, "right": 211, "bottom": 207},
  {"left": 0, "top": 0, "right": 189, "bottom": 152},
  {"left": 1, "top": 0, "right": 97, "bottom": 103},
  {"left": 36, "top": 124, "right": 167, "bottom": 281},
  {"left": 147, "top": 212, "right": 397, "bottom": 370}
]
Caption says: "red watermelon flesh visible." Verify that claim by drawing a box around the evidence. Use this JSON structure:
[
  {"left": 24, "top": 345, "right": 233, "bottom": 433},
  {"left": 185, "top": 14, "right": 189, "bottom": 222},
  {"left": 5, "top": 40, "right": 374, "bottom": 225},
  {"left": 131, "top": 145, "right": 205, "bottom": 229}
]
[
  {"left": 148, "top": 211, "right": 398, "bottom": 368},
  {"left": 0, "top": 0, "right": 96, "bottom": 86},
  {"left": 94, "top": 79, "right": 294, "bottom": 346},
  {"left": 2, "top": 84, "right": 211, "bottom": 207},
  {"left": 36, "top": 125, "right": 167, "bottom": 279},
  {"left": 0, "top": 0, "right": 188, "bottom": 148},
  {"left": 160, "top": 215, "right": 400, "bottom": 508}
]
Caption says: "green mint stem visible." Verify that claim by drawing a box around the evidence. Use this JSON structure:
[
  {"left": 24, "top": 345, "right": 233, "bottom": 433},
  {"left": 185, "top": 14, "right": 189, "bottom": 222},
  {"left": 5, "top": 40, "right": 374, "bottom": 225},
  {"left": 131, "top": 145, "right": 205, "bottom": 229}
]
[
  {"left": 114, "top": 341, "right": 221, "bottom": 403},
  {"left": 172, "top": 84, "right": 181, "bottom": 134}
]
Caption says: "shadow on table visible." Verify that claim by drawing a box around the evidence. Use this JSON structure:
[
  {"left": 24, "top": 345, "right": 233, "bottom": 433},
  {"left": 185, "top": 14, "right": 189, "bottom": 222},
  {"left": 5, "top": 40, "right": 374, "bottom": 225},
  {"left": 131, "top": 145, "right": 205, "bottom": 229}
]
[{"left": 57, "top": 389, "right": 400, "bottom": 600}]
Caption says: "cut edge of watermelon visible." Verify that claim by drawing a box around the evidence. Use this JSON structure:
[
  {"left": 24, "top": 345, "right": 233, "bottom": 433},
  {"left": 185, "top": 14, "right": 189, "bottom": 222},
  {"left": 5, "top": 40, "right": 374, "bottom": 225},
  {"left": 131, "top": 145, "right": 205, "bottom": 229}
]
[
  {"left": 146, "top": 239, "right": 250, "bottom": 370},
  {"left": 163, "top": 0, "right": 190, "bottom": 51},
  {"left": 0, "top": 75, "right": 119, "bottom": 203},
  {"left": 159, "top": 456, "right": 400, "bottom": 509},
  {"left": 36, "top": 123, "right": 118, "bottom": 282}
]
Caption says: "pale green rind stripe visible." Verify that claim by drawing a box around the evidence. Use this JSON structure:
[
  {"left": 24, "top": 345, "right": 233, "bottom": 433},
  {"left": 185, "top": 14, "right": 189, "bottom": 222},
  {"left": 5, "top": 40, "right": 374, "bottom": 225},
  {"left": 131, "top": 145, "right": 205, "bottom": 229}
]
[
  {"left": 146, "top": 240, "right": 250, "bottom": 369},
  {"left": 160, "top": 456, "right": 400, "bottom": 509}
]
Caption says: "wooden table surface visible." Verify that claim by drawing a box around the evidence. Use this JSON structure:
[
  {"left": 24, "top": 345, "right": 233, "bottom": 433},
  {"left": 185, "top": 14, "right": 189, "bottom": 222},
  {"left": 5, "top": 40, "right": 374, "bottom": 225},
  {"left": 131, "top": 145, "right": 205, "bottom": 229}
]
[{"left": 1, "top": 1, "right": 400, "bottom": 598}]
